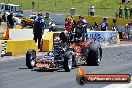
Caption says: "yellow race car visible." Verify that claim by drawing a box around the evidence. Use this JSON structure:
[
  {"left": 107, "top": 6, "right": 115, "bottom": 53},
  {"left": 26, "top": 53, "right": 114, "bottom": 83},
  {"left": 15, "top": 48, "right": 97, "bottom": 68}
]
[{"left": 21, "top": 16, "right": 35, "bottom": 28}]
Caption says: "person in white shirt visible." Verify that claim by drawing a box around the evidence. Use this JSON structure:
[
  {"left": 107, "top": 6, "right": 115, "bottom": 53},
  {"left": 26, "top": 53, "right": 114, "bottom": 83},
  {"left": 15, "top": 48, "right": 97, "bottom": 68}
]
[{"left": 89, "top": 5, "right": 95, "bottom": 16}]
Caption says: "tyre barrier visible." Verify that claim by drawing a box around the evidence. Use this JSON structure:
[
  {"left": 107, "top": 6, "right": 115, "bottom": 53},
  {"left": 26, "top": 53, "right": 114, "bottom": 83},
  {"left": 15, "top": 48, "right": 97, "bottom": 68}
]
[
  {"left": 1, "top": 41, "right": 7, "bottom": 57},
  {"left": 54, "top": 36, "right": 60, "bottom": 46}
]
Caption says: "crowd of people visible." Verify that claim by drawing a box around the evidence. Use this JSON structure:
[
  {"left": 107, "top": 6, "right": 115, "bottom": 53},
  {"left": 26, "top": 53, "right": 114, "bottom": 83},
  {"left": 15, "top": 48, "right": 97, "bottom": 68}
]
[
  {"left": 64, "top": 15, "right": 110, "bottom": 44},
  {"left": 0, "top": 12, "right": 15, "bottom": 29},
  {"left": 88, "top": 4, "right": 132, "bottom": 19},
  {"left": 116, "top": 5, "right": 132, "bottom": 19},
  {"left": 122, "top": 0, "right": 131, "bottom": 4},
  {"left": 0, "top": 10, "right": 130, "bottom": 50},
  {"left": 64, "top": 15, "right": 88, "bottom": 43}
]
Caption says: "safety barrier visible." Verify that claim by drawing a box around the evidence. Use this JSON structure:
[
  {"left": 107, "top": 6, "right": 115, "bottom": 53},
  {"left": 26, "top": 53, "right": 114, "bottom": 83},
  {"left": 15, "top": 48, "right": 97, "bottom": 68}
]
[
  {"left": 42, "top": 31, "right": 120, "bottom": 51},
  {"left": 87, "top": 31, "right": 120, "bottom": 45},
  {"left": 6, "top": 40, "right": 38, "bottom": 56},
  {"left": 42, "top": 32, "right": 64, "bottom": 52},
  {"left": 66, "top": 15, "right": 132, "bottom": 26},
  {"left": 0, "top": 40, "right": 38, "bottom": 57},
  {"left": 41, "top": 32, "right": 54, "bottom": 52},
  {"left": 0, "top": 31, "right": 120, "bottom": 56},
  {"left": 15, "top": 25, "right": 22, "bottom": 29},
  {"left": 2, "top": 29, "right": 49, "bottom": 40}
]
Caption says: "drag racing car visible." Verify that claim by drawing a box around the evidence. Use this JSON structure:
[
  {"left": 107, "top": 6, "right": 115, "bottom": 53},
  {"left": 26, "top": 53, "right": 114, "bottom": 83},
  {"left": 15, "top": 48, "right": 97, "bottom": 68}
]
[
  {"left": 21, "top": 16, "right": 35, "bottom": 28},
  {"left": 26, "top": 28, "right": 102, "bottom": 72}
]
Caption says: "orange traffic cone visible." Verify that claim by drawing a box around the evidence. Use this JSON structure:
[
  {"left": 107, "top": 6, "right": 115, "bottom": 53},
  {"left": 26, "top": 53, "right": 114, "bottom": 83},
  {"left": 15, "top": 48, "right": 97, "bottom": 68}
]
[{"left": 2, "top": 28, "right": 9, "bottom": 40}]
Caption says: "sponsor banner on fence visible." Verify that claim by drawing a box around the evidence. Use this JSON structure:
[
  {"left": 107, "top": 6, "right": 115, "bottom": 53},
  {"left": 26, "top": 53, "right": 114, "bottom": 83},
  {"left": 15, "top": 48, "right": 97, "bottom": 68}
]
[
  {"left": 87, "top": 31, "right": 119, "bottom": 45},
  {"left": 53, "top": 31, "right": 119, "bottom": 46}
]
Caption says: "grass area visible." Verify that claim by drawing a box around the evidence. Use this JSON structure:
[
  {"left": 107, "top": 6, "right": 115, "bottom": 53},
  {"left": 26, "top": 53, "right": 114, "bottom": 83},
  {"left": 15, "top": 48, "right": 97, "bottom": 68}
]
[{"left": 0, "top": 0, "right": 132, "bottom": 17}]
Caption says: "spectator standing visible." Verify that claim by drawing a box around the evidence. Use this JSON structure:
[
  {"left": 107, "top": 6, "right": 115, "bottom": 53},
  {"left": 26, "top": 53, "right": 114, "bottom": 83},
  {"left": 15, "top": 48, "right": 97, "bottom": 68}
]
[
  {"left": 125, "top": 0, "right": 130, "bottom": 4},
  {"left": 15, "top": 17, "right": 21, "bottom": 25},
  {"left": 7, "top": 13, "right": 14, "bottom": 29},
  {"left": 33, "top": 13, "right": 45, "bottom": 50},
  {"left": 89, "top": 5, "right": 95, "bottom": 16},
  {"left": 65, "top": 17, "right": 74, "bottom": 43},
  {"left": 43, "top": 13, "right": 53, "bottom": 27},
  {"left": 70, "top": 15, "right": 77, "bottom": 28},
  {"left": 2, "top": 12, "right": 6, "bottom": 22},
  {"left": 115, "top": 10, "right": 119, "bottom": 18},
  {"left": 122, "top": 0, "right": 125, "bottom": 3},
  {"left": 43, "top": 13, "right": 55, "bottom": 32},
  {"left": 65, "top": 17, "right": 73, "bottom": 32},
  {"left": 100, "top": 18, "right": 108, "bottom": 31},
  {"left": 129, "top": 7, "right": 132, "bottom": 19},
  {"left": 124, "top": 6, "right": 129, "bottom": 19},
  {"left": 119, "top": 6, "right": 123, "bottom": 18},
  {"left": 32, "top": 1, "right": 35, "bottom": 12}
]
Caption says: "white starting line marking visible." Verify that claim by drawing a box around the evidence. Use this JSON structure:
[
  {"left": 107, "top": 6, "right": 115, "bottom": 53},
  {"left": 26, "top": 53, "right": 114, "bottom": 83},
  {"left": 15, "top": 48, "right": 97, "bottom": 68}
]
[
  {"left": 102, "top": 44, "right": 132, "bottom": 48},
  {"left": 103, "top": 77, "right": 132, "bottom": 88}
]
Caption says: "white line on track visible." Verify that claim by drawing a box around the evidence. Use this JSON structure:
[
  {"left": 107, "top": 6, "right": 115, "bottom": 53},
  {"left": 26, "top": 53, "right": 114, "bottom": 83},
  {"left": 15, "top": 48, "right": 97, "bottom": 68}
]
[
  {"left": 102, "top": 44, "right": 132, "bottom": 48},
  {"left": 103, "top": 77, "right": 132, "bottom": 88}
]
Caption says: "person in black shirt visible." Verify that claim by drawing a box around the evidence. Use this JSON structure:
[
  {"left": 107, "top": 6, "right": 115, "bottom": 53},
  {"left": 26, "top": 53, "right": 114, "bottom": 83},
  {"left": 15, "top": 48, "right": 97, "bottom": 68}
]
[
  {"left": 7, "top": 13, "right": 14, "bottom": 29},
  {"left": 2, "top": 12, "right": 6, "bottom": 22},
  {"left": 33, "top": 13, "right": 45, "bottom": 50},
  {"left": 119, "top": 6, "right": 123, "bottom": 18}
]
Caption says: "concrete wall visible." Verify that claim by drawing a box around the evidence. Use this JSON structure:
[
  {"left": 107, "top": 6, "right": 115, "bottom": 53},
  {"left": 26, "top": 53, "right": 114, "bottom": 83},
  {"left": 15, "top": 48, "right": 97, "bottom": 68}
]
[
  {"left": 42, "top": 32, "right": 54, "bottom": 52},
  {"left": 6, "top": 40, "right": 38, "bottom": 56},
  {"left": 9, "top": 29, "right": 49, "bottom": 40},
  {"left": 0, "top": 40, "right": 38, "bottom": 56}
]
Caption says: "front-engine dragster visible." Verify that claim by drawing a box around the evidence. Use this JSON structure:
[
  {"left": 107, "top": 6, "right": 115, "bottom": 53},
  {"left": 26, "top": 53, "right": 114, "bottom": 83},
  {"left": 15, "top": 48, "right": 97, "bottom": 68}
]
[{"left": 26, "top": 28, "right": 102, "bottom": 72}]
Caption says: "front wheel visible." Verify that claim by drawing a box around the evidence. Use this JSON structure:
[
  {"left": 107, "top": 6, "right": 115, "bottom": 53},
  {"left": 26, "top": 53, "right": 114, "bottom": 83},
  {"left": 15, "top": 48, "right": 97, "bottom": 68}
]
[
  {"left": 26, "top": 49, "right": 36, "bottom": 69},
  {"left": 63, "top": 51, "right": 73, "bottom": 72},
  {"left": 86, "top": 45, "right": 102, "bottom": 66}
]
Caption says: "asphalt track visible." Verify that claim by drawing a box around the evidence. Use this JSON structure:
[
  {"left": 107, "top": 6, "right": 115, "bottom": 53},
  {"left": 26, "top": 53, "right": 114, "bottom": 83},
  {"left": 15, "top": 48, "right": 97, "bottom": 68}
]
[{"left": 0, "top": 46, "right": 132, "bottom": 88}]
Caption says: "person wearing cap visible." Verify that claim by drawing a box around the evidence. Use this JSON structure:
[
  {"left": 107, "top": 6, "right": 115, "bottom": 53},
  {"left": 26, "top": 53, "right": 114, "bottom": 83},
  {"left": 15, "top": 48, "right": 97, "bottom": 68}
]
[
  {"left": 65, "top": 17, "right": 74, "bottom": 32},
  {"left": 77, "top": 15, "right": 88, "bottom": 29},
  {"left": 33, "top": 13, "right": 46, "bottom": 50},
  {"left": 89, "top": 5, "right": 95, "bottom": 16},
  {"left": 65, "top": 17, "right": 74, "bottom": 43},
  {"left": 76, "top": 16, "right": 88, "bottom": 41},
  {"left": 100, "top": 18, "right": 108, "bottom": 31}
]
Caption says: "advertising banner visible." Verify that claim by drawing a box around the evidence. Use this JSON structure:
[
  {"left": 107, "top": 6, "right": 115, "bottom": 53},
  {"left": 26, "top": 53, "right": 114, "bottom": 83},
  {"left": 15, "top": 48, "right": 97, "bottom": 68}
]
[
  {"left": 87, "top": 31, "right": 119, "bottom": 45},
  {"left": 53, "top": 31, "right": 119, "bottom": 46}
]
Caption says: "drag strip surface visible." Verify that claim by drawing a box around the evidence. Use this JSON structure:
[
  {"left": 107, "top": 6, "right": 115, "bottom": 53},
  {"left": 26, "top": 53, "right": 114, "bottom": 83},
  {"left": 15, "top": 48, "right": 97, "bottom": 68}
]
[{"left": 0, "top": 46, "right": 132, "bottom": 88}]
